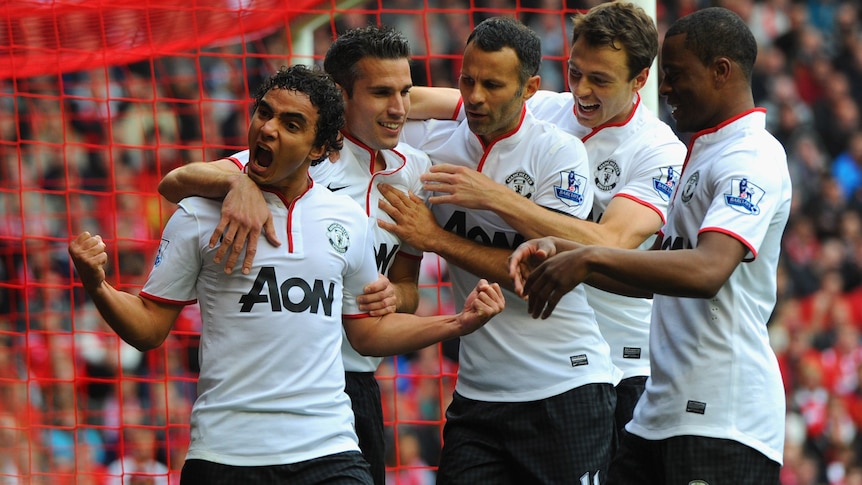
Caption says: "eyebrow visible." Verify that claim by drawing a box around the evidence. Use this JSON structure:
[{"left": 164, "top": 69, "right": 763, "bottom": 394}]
[
  {"left": 366, "top": 82, "right": 413, "bottom": 93},
  {"left": 259, "top": 98, "right": 310, "bottom": 128}
]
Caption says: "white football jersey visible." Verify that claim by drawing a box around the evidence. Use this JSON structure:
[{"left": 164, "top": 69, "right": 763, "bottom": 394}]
[
  {"left": 528, "top": 91, "right": 686, "bottom": 379},
  {"left": 229, "top": 135, "right": 431, "bottom": 373},
  {"left": 402, "top": 107, "right": 619, "bottom": 402},
  {"left": 141, "top": 183, "right": 379, "bottom": 466},
  {"left": 626, "top": 109, "right": 789, "bottom": 465}
]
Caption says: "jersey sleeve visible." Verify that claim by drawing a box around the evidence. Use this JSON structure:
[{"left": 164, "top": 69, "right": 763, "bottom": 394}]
[
  {"left": 615, "top": 140, "right": 686, "bottom": 222},
  {"left": 397, "top": 148, "right": 433, "bottom": 259},
  {"left": 340, "top": 207, "right": 380, "bottom": 317},
  {"left": 225, "top": 149, "right": 249, "bottom": 169},
  {"left": 699, "top": 142, "right": 789, "bottom": 259},
  {"left": 530, "top": 130, "right": 593, "bottom": 221},
  {"left": 401, "top": 119, "right": 459, "bottom": 152},
  {"left": 140, "top": 202, "right": 203, "bottom": 304}
]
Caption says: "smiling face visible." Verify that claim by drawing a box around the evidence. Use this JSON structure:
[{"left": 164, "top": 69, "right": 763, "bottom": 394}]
[
  {"left": 343, "top": 56, "right": 413, "bottom": 151},
  {"left": 246, "top": 88, "right": 324, "bottom": 194},
  {"left": 659, "top": 33, "right": 721, "bottom": 133},
  {"left": 567, "top": 36, "right": 646, "bottom": 128},
  {"left": 458, "top": 43, "right": 538, "bottom": 143}
]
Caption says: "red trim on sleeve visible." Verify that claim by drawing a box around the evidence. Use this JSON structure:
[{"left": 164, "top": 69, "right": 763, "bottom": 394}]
[
  {"left": 224, "top": 156, "right": 244, "bottom": 170},
  {"left": 699, "top": 227, "right": 757, "bottom": 261},
  {"left": 343, "top": 312, "right": 373, "bottom": 319},
  {"left": 613, "top": 193, "right": 666, "bottom": 224},
  {"left": 451, "top": 98, "right": 463, "bottom": 120},
  {"left": 140, "top": 291, "right": 197, "bottom": 306}
]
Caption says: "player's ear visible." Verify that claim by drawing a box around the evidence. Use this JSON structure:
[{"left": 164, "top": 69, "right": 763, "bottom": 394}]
[
  {"left": 308, "top": 144, "right": 327, "bottom": 163},
  {"left": 522, "top": 74, "right": 540, "bottom": 100},
  {"left": 632, "top": 66, "right": 649, "bottom": 92}
]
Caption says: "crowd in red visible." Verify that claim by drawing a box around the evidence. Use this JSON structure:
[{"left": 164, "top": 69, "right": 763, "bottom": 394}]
[{"left": 1, "top": 0, "right": 862, "bottom": 483}]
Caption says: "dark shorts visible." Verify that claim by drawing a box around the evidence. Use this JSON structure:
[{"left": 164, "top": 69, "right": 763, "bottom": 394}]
[
  {"left": 436, "top": 383, "right": 616, "bottom": 485},
  {"left": 180, "top": 451, "right": 372, "bottom": 485},
  {"left": 345, "top": 371, "right": 385, "bottom": 485},
  {"left": 614, "top": 376, "right": 647, "bottom": 438},
  {"left": 607, "top": 431, "right": 781, "bottom": 485}
]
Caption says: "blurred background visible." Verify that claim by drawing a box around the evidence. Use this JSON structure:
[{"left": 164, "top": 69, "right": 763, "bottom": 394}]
[{"left": 1, "top": 0, "right": 861, "bottom": 484}]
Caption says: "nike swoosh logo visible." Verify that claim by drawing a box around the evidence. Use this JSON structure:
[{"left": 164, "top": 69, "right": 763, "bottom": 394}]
[{"left": 327, "top": 183, "right": 349, "bottom": 192}]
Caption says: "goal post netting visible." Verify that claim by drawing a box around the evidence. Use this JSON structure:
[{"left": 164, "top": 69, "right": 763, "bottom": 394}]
[{"left": 0, "top": 1, "right": 644, "bottom": 482}]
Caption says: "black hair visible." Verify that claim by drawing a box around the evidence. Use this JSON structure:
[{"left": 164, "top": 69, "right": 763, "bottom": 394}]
[
  {"left": 466, "top": 16, "right": 542, "bottom": 85},
  {"left": 252, "top": 65, "right": 345, "bottom": 163},
  {"left": 571, "top": 2, "right": 658, "bottom": 81},
  {"left": 665, "top": 7, "right": 757, "bottom": 80},
  {"left": 323, "top": 25, "right": 411, "bottom": 97}
]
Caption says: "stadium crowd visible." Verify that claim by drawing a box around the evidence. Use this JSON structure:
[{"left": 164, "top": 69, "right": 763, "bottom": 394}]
[{"left": 1, "top": 0, "right": 862, "bottom": 483}]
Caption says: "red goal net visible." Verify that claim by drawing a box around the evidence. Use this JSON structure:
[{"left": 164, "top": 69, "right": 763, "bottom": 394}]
[{"left": 0, "top": 1, "right": 582, "bottom": 483}]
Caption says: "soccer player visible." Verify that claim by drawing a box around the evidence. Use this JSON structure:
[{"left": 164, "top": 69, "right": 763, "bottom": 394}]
[
  {"left": 69, "top": 65, "right": 505, "bottom": 484},
  {"left": 509, "top": 8, "right": 789, "bottom": 484},
  {"left": 406, "top": 1, "right": 687, "bottom": 437},
  {"left": 158, "top": 26, "right": 429, "bottom": 484},
  {"left": 379, "top": 16, "right": 617, "bottom": 484}
]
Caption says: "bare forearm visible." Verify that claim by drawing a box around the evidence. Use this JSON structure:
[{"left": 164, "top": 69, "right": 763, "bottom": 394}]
[
  {"left": 350, "top": 313, "right": 464, "bottom": 357},
  {"left": 582, "top": 240, "right": 740, "bottom": 298},
  {"left": 425, "top": 231, "right": 514, "bottom": 290},
  {"left": 158, "top": 160, "right": 242, "bottom": 203},
  {"left": 408, "top": 86, "right": 461, "bottom": 120},
  {"left": 485, "top": 191, "right": 606, "bottom": 246},
  {"left": 85, "top": 283, "right": 175, "bottom": 351}
]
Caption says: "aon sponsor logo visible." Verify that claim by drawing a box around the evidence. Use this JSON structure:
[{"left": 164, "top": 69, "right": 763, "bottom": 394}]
[
  {"left": 239, "top": 266, "right": 335, "bottom": 316},
  {"left": 443, "top": 211, "right": 524, "bottom": 249}
]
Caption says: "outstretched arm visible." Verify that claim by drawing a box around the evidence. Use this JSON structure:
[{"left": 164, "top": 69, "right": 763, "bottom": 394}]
[
  {"left": 344, "top": 278, "right": 504, "bottom": 356},
  {"left": 510, "top": 231, "right": 747, "bottom": 319},
  {"left": 159, "top": 159, "right": 280, "bottom": 274},
  {"left": 408, "top": 86, "right": 462, "bottom": 120},
  {"left": 423, "top": 163, "right": 663, "bottom": 248},
  {"left": 69, "top": 232, "right": 182, "bottom": 351}
]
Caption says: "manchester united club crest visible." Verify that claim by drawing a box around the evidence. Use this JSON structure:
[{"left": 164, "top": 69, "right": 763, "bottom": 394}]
[
  {"left": 681, "top": 171, "right": 699, "bottom": 203},
  {"left": 594, "top": 159, "right": 620, "bottom": 191},
  {"left": 327, "top": 223, "right": 350, "bottom": 253},
  {"left": 505, "top": 171, "right": 536, "bottom": 199}
]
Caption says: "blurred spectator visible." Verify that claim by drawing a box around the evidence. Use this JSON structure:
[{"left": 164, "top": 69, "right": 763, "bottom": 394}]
[
  {"left": 746, "top": 0, "right": 791, "bottom": 48},
  {"left": 820, "top": 324, "right": 862, "bottom": 396},
  {"left": 787, "top": 133, "right": 829, "bottom": 211},
  {"left": 833, "top": 131, "right": 862, "bottom": 205},
  {"left": 105, "top": 423, "right": 169, "bottom": 485},
  {"left": 780, "top": 411, "right": 824, "bottom": 485},
  {"left": 526, "top": 0, "right": 569, "bottom": 92},
  {"left": 792, "top": 355, "right": 830, "bottom": 443},
  {"left": 807, "top": 177, "right": 848, "bottom": 240},
  {"left": 42, "top": 392, "right": 107, "bottom": 480},
  {"left": 386, "top": 428, "right": 436, "bottom": 485},
  {"left": 813, "top": 72, "right": 860, "bottom": 159}
]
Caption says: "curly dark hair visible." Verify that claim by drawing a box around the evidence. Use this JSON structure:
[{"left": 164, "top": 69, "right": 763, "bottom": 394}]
[
  {"left": 665, "top": 7, "right": 757, "bottom": 81},
  {"left": 571, "top": 2, "right": 658, "bottom": 82},
  {"left": 466, "top": 16, "right": 542, "bottom": 87},
  {"left": 323, "top": 25, "right": 411, "bottom": 98},
  {"left": 252, "top": 65, "right": 345, "bottom": 163}
]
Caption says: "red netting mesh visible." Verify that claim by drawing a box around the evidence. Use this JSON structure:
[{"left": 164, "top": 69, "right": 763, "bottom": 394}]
[{"left": 0, "top": 0, "right": 334, "bottom": 79}]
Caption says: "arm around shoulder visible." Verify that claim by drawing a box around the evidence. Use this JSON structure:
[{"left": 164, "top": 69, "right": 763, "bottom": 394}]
[{"left": 158, "top": 158, "right": 243, "bottom": 203}]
